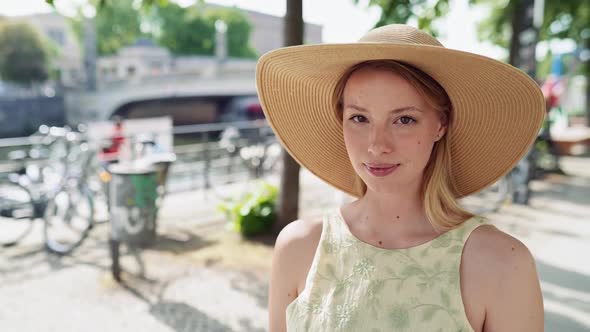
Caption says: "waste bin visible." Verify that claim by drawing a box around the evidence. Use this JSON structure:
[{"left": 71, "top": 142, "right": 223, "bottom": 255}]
[
  {"left": 136, "top": 152, "right": 176, "bottom": 193},
  {"left": 108, "top": 163, "right": 159, "bottom": 247}
]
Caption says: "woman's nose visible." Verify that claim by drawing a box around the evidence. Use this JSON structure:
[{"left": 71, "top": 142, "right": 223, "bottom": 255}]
[{"left": 368, "top": 130, "right": 393, "bottom": 155}]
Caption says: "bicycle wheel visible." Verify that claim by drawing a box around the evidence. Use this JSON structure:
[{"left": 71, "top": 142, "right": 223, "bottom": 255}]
[
  {"left": 85, "top": 169, "right": 110, "bottom": 224},
  {"left": 43, "top": 184, "right": 94, "bottom": 255},
  {"left": 0, "top": 181, "right": 35, "bottom": 247}
]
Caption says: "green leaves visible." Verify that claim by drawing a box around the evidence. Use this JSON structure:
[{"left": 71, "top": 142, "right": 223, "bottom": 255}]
[
  {"left": 431, "top": 232, "right": 452, "bottom": 248},
  {"left": 447, "top": 245, "right": 464, "bottom": 254},
  {"left": 153, "top": 4, "right": 257, "bottom": 57},
  {"left": 401, "top": 264, "right": 423, "bottom": 278},
  {"left": 471, "top": 0, "right": 589, "bottom": 70},
  {"left": 352, "top": 0, "right": 451, "bottom": 36},
  {"left": 389, "top": 304, "right": 411, "bottom": 330},
  {"left": 0, "top": 22, "right": 50, "bottom": 85},
  {"left": 325, "top": 263, "right": 337, "bottom": 279},
  {"left": 64, "top": 0, "right": 256, "bottom": 57},
  {"left": 367, "top": 279, "right": 386, "bottom": 296},
  {"left": 421, "top": 305, "right": 438, "bottom": 321},
  {"left": 440, "top": 290, "right": 451, "bottom": 307},
  {"left": 385, "top": 266, "right": 397, "bottom": 276},
  {"left": 69, "top": 0, "right": 143, "bottom": 56},
  {"left": 217, "top": 180, "right": 278, "bottom": 236}
]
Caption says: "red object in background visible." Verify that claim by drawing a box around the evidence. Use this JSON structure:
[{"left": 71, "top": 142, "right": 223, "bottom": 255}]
[
  {"left": 246, "top": 103, "right": 265, "bottom": 120},
  {"left": 100, "top": 120, "right": 125, "bottom": 162},
  {"left": 541, "top": 76, "right": 565, "bottom": 110}
]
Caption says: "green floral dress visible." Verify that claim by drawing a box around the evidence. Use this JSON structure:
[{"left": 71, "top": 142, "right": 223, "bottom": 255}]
[{"left": 286, "top": 208, "right": 490, "bottom": 332}]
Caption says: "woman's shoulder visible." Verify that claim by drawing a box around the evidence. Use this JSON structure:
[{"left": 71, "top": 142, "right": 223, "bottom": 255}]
[
  {"left": 461, "top": 222, "right": 543, "bottom": 329},
  {"left": 275, "top": 216, "right": 324, "bottom": 255},
  {"left": 464, "top": 222, "right": 535, "bottom": 269},
  {"left": 462, "top": 222, "right": 542, "bottom": 316},
  {"left": 273, "top": 216, "right": 324, "bottom": 292},
  {"left": 268, "top": 217, "right": 326, "bottom": 330},
  {"left": 274, "top": 216, "right": 324, "bottom": 263}
]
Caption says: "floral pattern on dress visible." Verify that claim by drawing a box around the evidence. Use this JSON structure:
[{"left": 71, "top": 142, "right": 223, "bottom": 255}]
[{"left": 286, "top": 210, "right": 488, "bottom": 332}]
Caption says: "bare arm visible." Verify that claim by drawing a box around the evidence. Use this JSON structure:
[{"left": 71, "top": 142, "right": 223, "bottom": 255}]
[
  {"left": 484, "top": 237, "right": 544, "bottom": 331},
  {"left": 268, "top": 219, "right": 322, "bottom": 332}
]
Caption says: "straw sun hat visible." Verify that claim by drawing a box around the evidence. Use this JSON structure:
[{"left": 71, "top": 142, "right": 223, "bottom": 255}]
[{"left": 255, "top": 24, "right": 545, "bottom": 198}]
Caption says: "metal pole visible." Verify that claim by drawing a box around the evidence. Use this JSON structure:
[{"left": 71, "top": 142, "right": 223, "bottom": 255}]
[
  {"left": 203, "top": 131, "right": 211, "bottom": 193},
  {"left": 83, "top": 9, "right": 97, "bottom": 92}
]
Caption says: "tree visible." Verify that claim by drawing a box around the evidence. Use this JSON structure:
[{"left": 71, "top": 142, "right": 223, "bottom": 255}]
[
  {"left": 471, "top": 0, "right": 590, "bottom": 123},
  {"left": 354, "top": 0, "right": 451, "bottom": 35},
  {"left": 152, "top": 3, "right": 214, "bottom": 55},
  {"left": 472, "top": 0, "right": 589, "bottom": 63},
  {"left": 203, "top": 7, "right": 258, "bottom": 58},
  {"left": 67, "top": 1, "right": 257, "bottom": 58},
  {"left": 70, "top": 0, "right": 143, "bottom": 56},
  {"left": 272, "top": 0, "right": 450, "bottom": 232},
  {"left": 0, "top": 22, "right": 50, "bottom": 85},
  {"left": 153, "top": 4, "right": 257, "bottom": 57},
  {"left": 540, "top": 1, "right": 589, "bottom": 123},
  {"left": 274, "top": 0, "right": 304, "bottom": 233}
]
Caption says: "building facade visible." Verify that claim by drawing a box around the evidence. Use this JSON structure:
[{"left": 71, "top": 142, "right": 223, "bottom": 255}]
[
  {"left": 5, "top": 7, "right": 322, "bottom": 88},
  {"left": 4, "top": 13, "right": 84, "bottom": 87}
]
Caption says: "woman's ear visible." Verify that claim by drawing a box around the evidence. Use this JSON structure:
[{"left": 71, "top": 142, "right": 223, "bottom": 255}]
[{"left": 435, "top": 123, "right": 447, "bottom": 142}]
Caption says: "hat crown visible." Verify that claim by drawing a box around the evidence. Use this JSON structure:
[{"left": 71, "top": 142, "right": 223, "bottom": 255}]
[{"left": 358, "top": 24, "right": 444, "bottom": 47}]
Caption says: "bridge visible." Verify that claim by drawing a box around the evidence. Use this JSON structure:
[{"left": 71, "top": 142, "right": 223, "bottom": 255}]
[{"left": 64, "top": 60, "right": 258, "bottom": 125}]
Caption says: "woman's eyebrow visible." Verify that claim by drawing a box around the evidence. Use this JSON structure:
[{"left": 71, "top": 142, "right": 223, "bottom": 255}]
[{"left": 344, "top": 104, "right": 423, "bottom": 114}]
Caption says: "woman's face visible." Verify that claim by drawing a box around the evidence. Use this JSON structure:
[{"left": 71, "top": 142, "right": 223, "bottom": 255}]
[{"left": 342, "top": 67, "right": 447, "bottom": 195}]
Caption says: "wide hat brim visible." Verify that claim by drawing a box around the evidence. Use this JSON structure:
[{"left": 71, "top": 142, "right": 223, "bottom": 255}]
[{"left": 255, "top": 41, "right": 545, "bottom": 198}]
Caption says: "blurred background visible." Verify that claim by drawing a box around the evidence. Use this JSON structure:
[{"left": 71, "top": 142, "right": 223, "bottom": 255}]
[{"left": 0, "top": 0, "right": 588, "bottom": 331}]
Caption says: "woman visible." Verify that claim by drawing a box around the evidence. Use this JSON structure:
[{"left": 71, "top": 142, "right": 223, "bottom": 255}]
[{"left": 257, "top": 24, "right": 544, "bottom": 331}]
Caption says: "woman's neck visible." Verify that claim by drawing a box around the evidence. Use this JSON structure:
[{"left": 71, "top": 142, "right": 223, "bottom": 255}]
[{"left": 346, "top": 186, "right": 435, "bottom": 237}]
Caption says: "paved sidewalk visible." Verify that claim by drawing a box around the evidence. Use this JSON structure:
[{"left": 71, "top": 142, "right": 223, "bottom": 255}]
[
  {"left": 0, "top": 167, "right": 342, "bottom": 332},
  {"left": 0, "top": 156, "right": 589, "bottom": 331}
]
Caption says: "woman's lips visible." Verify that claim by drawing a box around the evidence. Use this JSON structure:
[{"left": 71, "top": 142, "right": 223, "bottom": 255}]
[{"left": 364, "top": 163, "right": 400, "bottom": 177}]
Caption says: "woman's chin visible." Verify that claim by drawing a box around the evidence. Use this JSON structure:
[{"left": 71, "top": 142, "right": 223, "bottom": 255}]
[{"left": 363, "top": 177, "right": 421, "bottom": 196}]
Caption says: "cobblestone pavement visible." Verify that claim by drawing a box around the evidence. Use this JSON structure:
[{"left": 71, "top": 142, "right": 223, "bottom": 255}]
[{"left": 1, "top": 156, "right": 589, "bottom": 331}]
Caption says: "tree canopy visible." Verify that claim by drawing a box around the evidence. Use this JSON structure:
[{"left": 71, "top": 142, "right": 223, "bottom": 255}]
[
  {"left": 65, "top": 0, "right": 257, "bottom": 57},
  {"left": 0, "top": 22, "right": 50, "bottom": 85},
  {"left": 354, "top": 0, "right": 451, "bottom": 36},
  {"left": 153, "top": 3, "right": 257, "bottom": 57}
]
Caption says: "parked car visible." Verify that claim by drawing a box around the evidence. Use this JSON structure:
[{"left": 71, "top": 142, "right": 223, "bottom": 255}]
[
  {"left": 218, "top": 95, "right": 269, "bottom": 142},
  {"left": 219, "top": 95, "right": 265, "bottom": 122}
]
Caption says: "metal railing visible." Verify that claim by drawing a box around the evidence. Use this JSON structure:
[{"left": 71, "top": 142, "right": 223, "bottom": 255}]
[
  {"left": 170, "top": 120, "right": 279, "bottom": 193},
  {"left": 0, "top": 120, "right": 280, "bottom": 194}
]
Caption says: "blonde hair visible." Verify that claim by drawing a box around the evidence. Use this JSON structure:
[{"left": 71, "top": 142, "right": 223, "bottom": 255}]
[{"left": 332, "top": 60, "right": 474, "bottom": 230}]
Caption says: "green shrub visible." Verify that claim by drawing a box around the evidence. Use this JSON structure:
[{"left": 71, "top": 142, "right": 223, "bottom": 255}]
[{"left": 217, "top": 180, "right": 278, "bottom": 236}]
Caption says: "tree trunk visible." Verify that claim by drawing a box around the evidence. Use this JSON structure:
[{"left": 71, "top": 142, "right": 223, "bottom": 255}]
[
  {"left": 586, "top": 40, "right": 590, "bottom": 126},
  {"left": 586, "top": 79, "right": 590, "bottom": 126},
  {"left": 509, "top": 0, "right": 538, "bottom": 78},
  {"left": 274, "top": 0, "right": 303, "bottom": 234},
  {"left": 508, "top": 0, "right": 522, "bottom": 67}
]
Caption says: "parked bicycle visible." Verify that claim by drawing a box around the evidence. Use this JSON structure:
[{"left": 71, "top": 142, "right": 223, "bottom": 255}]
[
  {"left": 0, "top": 126, "right": 95, "bottom": 254},
  {"left": 208, "top": 125, "right": 281, "bottom": 202}
]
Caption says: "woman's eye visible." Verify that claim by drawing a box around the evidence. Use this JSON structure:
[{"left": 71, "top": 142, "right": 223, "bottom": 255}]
[
  {"left": 350, "top": 115, "right": 367, "bottom": 123},
  {"left": 397, "top": 116, "right": 416, "bottom": 125}
]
